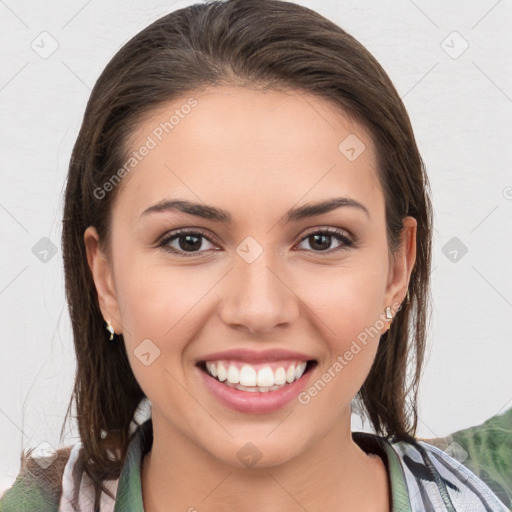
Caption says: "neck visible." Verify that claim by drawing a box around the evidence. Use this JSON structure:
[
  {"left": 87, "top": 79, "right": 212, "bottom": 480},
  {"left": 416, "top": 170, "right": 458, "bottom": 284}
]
[{"left": 141, "top": 411, "right": 390, "bottom": 512}]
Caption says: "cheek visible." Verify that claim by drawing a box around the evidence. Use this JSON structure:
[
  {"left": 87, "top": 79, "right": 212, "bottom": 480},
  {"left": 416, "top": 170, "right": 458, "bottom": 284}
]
[
  {"left": 113, "top": 248, "right": 220, "bottom": 360},
  {"left": 298, "top": 285, "right": 384, "bottom": 415},
  {"left": 113, "top": 256, "right": 209, "bottom": 403},
  {"left": 293, "top": 260, "right": 387, "bottom": 394},
  {"left": 298, "top": 257, "right": 387, "bottom": 338}
]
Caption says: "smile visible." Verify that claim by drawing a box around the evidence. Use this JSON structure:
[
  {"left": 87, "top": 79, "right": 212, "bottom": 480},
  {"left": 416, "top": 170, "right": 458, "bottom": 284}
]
[
  {"left": 204, "top": 360, "right": 309, "bottom": 391},
  {"left": 196, "top": 359, "right": 317, "bottom": 413}
]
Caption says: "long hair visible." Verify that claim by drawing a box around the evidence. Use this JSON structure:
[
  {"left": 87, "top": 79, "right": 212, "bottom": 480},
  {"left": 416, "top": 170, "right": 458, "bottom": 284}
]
[{"left": 59, "top": 0, "right": 432, "bottom": 504}]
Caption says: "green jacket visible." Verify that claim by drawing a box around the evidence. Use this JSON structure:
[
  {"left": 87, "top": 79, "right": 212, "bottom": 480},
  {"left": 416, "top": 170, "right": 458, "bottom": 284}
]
[{"left": 418, "top": 406, "right": 512, "bottom": 509}]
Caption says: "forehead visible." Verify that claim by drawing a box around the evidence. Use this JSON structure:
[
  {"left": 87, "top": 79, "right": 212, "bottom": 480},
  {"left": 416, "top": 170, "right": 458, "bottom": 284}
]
[{"left": 114, "top": 86, "right": 383, "bottom": 223}]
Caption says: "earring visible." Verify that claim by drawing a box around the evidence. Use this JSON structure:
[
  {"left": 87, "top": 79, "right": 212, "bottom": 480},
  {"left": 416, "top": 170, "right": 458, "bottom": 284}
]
[
  {"left": 385, "top": 306, "right": 393, "bottom": 322},
  {"left": 106, "top": 319, "right": 115, "bottom": 340}
]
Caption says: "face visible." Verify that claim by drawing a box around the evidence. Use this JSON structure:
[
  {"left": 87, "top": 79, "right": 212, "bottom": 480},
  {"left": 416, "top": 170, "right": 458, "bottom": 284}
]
[{"left": 85, "top": 85, "right": 416, "bottom": 468}]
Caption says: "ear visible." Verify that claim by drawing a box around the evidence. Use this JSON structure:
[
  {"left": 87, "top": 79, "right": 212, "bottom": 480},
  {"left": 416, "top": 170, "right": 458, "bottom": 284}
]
[
  {"left": 382, "top": 216, "right": 417, "bottom": 327},
  {"left": 83, "top": 226, "right": 123, "bottom": 334}
]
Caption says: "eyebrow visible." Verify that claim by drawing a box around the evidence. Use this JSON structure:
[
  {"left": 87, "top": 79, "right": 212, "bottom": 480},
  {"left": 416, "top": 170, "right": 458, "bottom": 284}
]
[{"left": 139, "top": 197, "right": 370, "bottom": 224}]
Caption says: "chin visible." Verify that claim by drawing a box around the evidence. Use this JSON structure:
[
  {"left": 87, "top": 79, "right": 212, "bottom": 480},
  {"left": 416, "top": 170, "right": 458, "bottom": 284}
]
[{"left": 206, "top": 434, "right": 308, "bottom": 471}]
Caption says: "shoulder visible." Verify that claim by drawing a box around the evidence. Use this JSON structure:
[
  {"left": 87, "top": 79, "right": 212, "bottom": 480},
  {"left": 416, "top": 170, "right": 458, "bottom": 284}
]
[
  {"left": 390, "top": 437, "right": 509, "bottom": 511},
  {"left": 419, "top": 407, "right": 512, "bottom": 509},
  {"left": 0, "top": 444, "right": 73, "bottom": 512}
]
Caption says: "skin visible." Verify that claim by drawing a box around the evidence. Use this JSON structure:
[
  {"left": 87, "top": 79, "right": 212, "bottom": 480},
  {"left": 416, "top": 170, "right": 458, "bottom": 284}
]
[{"left": 85, "top": 85, "right": 416, "bottom": 512}]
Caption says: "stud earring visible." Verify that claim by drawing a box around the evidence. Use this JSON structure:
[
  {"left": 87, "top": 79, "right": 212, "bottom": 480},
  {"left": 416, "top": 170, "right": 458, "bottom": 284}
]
[
  {"left": 106, "top": 319, "right": 115, "bottom": 340},
  {"left": 385, "top": 306, "right": 393, "bottom": 322}
]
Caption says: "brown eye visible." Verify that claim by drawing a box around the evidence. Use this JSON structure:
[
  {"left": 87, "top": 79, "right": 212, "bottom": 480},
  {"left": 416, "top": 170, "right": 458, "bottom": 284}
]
[
  {"left": 297, "top": 228, "right": 354, "bottom": 254},
  {"left": 158, "top": 229, "right": 217, "bottom": 256}
]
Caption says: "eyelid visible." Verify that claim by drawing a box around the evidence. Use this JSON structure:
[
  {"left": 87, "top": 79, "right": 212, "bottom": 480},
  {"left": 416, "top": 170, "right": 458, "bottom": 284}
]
[{"left": 299, "top": 225, "right": 353, "bottom": 240}]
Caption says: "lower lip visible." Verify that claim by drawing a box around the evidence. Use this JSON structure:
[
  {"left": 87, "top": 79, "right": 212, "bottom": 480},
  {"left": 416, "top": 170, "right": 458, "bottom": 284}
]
[{"left": 196, "top": 363, "right": 315, "bottom": 414}]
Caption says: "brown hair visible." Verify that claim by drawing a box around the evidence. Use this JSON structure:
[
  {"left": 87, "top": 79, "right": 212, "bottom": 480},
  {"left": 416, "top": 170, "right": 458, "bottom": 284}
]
[{"left": 59, "top": 0, "right": 432, "bottom": 505}]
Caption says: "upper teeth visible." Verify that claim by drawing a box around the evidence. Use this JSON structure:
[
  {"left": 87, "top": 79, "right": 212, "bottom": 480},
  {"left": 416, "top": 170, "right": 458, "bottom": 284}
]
[{"left": 205, "top": 361, "right": 308, "bottom": 387}]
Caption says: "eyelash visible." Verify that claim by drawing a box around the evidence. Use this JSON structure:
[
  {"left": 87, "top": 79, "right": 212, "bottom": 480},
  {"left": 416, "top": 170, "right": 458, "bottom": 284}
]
[{"left": 156, "top": 227, "right": 356, "bottom": 257}]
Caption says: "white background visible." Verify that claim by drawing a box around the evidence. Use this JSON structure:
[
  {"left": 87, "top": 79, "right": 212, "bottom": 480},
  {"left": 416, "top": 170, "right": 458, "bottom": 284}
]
[{"left": 1, "top": 0, "right": 511, "bottom": 492}]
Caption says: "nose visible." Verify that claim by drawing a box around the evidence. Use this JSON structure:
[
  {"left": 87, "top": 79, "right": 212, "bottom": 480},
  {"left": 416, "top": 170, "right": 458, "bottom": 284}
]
[{"left": 219, "top": 249, "right": 299, "bottom": 335}]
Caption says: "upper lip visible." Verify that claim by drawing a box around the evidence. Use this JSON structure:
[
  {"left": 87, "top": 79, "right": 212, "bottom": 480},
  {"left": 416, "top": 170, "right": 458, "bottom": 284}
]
[{"left": 197, "top": 348, "right": 315, "bottom": 364}]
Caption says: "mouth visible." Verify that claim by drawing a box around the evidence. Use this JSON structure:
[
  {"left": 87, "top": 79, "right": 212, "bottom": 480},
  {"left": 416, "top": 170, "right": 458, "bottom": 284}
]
[
  {"left": 196, "top": 359, "right": 318, "bottom": 393},
  {"left": 195, "top": 358, "right": 317, "bottom": 413},
  {"left": 193, "top": 346, "right": 319, "bottom": 413}
]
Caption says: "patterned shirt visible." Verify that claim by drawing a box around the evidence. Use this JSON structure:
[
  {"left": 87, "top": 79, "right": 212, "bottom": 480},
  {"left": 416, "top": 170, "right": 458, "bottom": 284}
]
[{"left": 1, "top": 413, "right": 509, "bottom": 511}]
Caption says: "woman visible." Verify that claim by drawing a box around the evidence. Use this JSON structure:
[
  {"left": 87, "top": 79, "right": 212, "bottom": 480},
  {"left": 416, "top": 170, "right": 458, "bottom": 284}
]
[{"left": 0, "top": 0, "right": 508, "bottom": 510}]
